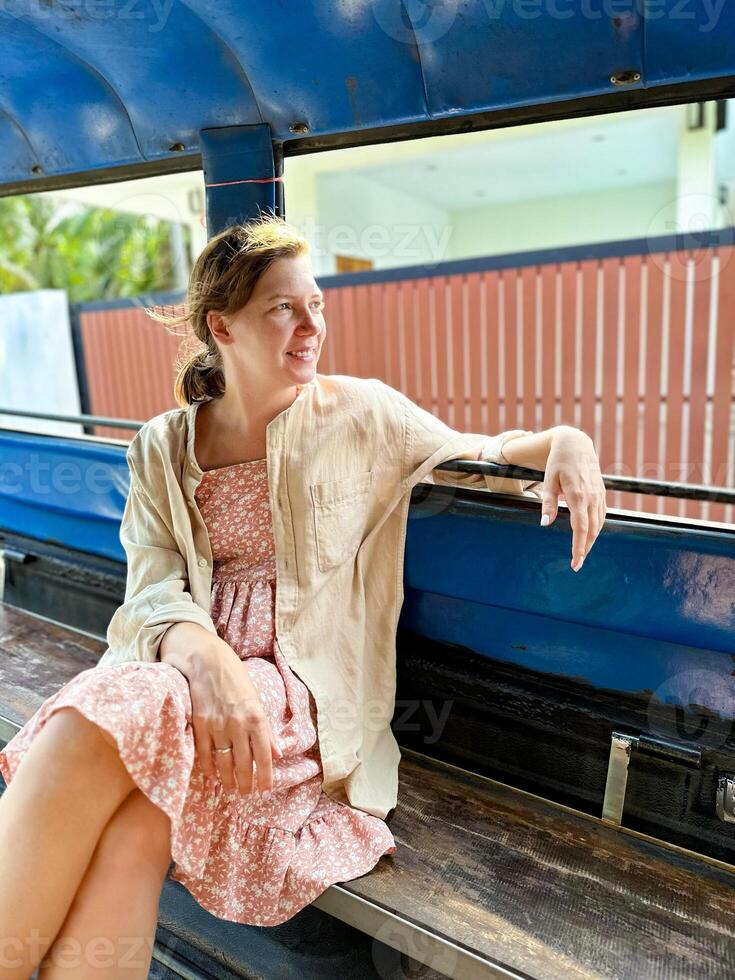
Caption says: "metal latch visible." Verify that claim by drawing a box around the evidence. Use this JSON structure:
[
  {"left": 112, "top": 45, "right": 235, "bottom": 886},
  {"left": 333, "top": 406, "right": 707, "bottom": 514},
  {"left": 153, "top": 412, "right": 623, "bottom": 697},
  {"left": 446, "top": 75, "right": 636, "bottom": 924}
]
[
  {"left": 602, "top": 731, "right": 702, "bottom": 826},
  {"left": 716, "top": 775, "right": 735, "bottom": 824}
]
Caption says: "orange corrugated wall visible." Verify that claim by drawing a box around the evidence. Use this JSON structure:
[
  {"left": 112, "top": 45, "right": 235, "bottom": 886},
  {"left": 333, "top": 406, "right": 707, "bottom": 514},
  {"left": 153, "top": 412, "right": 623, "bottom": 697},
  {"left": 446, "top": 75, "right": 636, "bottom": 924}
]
[{"left": 81, "top": 249, "right": 735, "bottom": 524}]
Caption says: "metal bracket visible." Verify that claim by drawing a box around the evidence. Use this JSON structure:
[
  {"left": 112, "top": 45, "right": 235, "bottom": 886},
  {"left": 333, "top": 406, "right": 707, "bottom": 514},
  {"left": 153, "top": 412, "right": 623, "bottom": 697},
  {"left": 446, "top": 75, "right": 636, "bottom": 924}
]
[
  {"left": 602, "top": 730, "right": 703, "bottom": 826},
  {"left": 602, "top": 732, "right": 638, "bottom": 825},
  {"left": 716, "top": 775, "right": 735, "bottom": 824}
]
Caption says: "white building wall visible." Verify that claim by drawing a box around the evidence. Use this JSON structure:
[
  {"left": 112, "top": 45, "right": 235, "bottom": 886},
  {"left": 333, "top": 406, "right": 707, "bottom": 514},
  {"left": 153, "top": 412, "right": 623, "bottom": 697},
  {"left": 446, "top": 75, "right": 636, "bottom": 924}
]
[{"left": 447, "top": 181, "right": 679, "bottom": 260}]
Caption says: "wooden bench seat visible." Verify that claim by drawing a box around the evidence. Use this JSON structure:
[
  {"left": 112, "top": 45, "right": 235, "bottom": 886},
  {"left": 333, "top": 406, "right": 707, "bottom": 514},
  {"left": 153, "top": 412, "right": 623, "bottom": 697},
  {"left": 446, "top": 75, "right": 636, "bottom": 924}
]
[{"left": 1, "top": 602, "right": 734, "bottom": 980}]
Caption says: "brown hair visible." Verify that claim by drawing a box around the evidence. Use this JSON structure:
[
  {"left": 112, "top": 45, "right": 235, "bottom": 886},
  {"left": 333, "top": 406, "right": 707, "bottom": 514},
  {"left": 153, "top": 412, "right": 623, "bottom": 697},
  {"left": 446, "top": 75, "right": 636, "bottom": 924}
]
[{"left": 148, "top": 214, "right": 311, "bottom": 408}]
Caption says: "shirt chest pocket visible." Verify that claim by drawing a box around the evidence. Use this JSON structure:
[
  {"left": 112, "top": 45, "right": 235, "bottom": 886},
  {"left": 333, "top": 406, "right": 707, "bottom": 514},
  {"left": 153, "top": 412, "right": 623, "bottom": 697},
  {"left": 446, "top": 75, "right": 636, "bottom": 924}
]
[{"left": 309, "top": 469, "right": 374, "bottom": 573}]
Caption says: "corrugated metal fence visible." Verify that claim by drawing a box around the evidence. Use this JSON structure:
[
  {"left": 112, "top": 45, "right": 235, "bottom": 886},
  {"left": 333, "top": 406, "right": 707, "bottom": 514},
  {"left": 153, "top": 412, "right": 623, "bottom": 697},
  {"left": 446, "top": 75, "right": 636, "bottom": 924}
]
[{"left": 76, "top": 235, "right": 735, "bottom": 525}]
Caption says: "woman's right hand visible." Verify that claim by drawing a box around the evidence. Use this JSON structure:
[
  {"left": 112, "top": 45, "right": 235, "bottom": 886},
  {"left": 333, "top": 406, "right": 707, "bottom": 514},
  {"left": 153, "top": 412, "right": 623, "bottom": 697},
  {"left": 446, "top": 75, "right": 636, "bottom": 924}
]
[{"left": 159, "top": 624, "right": 283, "bottom": 795}]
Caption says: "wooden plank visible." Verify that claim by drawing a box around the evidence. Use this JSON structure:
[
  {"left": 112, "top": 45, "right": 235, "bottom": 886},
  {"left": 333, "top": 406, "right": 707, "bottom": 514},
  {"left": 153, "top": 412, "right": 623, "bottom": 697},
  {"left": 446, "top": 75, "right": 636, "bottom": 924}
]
[
  {"left": 466, "top": 273, "right": 484, "bottom": 432},
  {"left": 541, "top": 263, "right": 556, "bottom": 431},
  {"left": 383, "top": 281, "right": 401, "bottom": 391},
  {"left": 711, "top": 248, "right": 735, "bottom": 525},
  {"left": 521, "top": 265, "right": 536, "bottom": 430},
  {"left": 579, "top": 260, "right": 598, "bottom": 456},
  {"left": 0, "top": 605, "right": 101, "bottom": 731},
  {"left": 353, "top": 283, "right": 373, "bottom": 380},
  {"left": 321, "top": 287, "right": 338, "bottom": 375},
  {"left": 559, "top": 261, "right": 578, "bottom": 429},
  {"left": 402, "top": 280, "right": 420, "bottom": 407},
  {"left": 501, "top": 269, "right": 519, "bottom": 431},
  {"left": 666, "top": 252, "right": 688, "bottom": 519},
  {"left": 485, "top": 270, "right": 501, "bottom": 437},
  {"left": 363, "top": 282, "right": 387, "bottom": 380},
  {"left": 349, "top": 750, "right": 735, "bottom": 980},
  {"left": 434, "top": 279, "right": 449, "bottom": 425},
  {"left": 686, "top": 251, "right": 713, "bottom": 519},
  {"left": 644, "top": 256, "right": 666, "bottom": 518},
  {"left": 600, "top": 257, "right": 620, "bottom": 499},
  {"left": 417, "top": 278, "right": 433, "bottom": 413},
  {"left": 622, "top": 256, "right": 642, "bottom": 512},
  {"left": 450, "top": 275, "right": 467, "bottom": 431}
]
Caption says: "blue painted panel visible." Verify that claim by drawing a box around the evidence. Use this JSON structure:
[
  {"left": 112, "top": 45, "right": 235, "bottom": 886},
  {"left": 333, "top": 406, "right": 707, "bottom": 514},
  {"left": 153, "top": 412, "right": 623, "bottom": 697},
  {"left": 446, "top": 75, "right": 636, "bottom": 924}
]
[
  {"left": 2, "top": 2, "right": 258, "bottom": 171},
  {"left": 399, "top": 494, "right": 735, "bottom": 702},
  {"left": 645, "top": 0, "right": 735, "bottom": 84},
  {"left": 0, "top": 9, "right": 140, "bottom": 180},
  {"left": 400, "top": 0, "right": 644, "bottom": 116},
  {"left": 402, "top": 588, "right": 735, "bottom": 714},
  {"left": 181, "top": 0, "right": 430, "bottom": 138},
  {"left": 0, "top": 430, "right": 128, "bottom": 563},
  {"left": 201, "top": 125, "right": 278, "bottom": 235},
  {"left": 0, "top": 1, "right": 732, "bottom": 189},
  {"left": 0, "top": 113, "right": 34, "bottom": 180}
]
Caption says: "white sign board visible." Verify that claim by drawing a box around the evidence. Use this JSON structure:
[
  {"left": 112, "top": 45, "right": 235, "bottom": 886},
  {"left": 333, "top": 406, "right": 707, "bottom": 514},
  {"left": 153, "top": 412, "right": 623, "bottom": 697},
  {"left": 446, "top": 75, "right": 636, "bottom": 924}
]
[{"left": 0, "top": 289, "right": 82, "bottom": 436}]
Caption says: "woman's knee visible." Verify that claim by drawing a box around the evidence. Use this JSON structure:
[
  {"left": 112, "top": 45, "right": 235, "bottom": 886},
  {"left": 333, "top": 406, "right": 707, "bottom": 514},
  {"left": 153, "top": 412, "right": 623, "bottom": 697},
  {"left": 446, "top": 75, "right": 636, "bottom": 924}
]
[
  {"left": 41, "top": 706, "right": 119, "bottom": 757},
  {"left": 94, "top": 789, "right": 172, "bottom": 877}
]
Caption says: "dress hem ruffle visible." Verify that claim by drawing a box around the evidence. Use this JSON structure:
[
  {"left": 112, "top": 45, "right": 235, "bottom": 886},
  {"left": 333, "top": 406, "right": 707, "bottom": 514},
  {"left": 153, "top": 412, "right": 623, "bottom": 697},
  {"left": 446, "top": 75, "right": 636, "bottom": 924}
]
[{"left": 0, "top": 669, "right": 396, "bottom": 928}]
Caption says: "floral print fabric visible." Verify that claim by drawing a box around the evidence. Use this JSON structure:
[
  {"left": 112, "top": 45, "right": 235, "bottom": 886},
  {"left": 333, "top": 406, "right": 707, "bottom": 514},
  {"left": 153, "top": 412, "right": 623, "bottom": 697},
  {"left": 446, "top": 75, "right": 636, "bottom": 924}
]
[{"left": 0, "top": 457, "right": 396, "bottom": 926}]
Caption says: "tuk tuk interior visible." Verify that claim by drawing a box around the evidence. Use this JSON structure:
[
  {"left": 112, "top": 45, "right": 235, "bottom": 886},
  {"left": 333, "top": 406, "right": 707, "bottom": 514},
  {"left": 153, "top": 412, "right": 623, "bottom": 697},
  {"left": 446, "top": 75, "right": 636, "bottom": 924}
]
[{"left": 0, "top": 3, "right": 734, "bottom": 978}]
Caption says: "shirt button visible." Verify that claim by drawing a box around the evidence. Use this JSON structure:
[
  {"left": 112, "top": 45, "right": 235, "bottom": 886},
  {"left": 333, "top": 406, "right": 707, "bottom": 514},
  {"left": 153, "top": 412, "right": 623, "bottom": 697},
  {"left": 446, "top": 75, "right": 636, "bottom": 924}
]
[{"left": 197, "top": 557, "right": 208, "bottom": 567}]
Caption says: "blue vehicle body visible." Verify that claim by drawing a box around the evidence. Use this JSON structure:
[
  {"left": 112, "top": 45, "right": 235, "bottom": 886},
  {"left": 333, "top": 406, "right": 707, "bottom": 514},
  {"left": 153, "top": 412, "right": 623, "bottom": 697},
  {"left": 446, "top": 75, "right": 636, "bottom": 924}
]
[{"left": 0, "top": 1, "right": 734, "bottom": 193}]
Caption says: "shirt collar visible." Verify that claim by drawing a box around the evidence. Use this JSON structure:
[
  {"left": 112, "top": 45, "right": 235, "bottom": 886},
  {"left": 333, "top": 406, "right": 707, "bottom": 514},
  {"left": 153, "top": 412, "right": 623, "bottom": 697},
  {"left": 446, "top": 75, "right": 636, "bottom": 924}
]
[{"left": 185, "top": 376, "right": 317, "bottom": 477}]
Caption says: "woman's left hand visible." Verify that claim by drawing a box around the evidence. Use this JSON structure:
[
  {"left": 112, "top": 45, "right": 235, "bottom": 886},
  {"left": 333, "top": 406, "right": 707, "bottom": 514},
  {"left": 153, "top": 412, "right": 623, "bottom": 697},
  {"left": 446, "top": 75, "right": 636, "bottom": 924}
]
[{"left": 541, "top": 426, "right": 607, "bottom": 572}]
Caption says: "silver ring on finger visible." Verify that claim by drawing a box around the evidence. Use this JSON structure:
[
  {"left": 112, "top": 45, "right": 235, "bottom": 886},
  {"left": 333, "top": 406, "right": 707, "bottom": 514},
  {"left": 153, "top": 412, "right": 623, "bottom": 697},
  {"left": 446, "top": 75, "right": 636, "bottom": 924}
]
[{"left": 213, "top": 745, "right": 233, "bottom": 754}]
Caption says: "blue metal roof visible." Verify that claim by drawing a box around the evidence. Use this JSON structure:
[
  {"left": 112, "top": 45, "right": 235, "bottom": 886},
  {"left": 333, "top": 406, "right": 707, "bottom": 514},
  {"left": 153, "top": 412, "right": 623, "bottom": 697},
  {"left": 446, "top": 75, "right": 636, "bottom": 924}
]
[{"left": 1, "top": 1, "right": 734, "bottom": 192}]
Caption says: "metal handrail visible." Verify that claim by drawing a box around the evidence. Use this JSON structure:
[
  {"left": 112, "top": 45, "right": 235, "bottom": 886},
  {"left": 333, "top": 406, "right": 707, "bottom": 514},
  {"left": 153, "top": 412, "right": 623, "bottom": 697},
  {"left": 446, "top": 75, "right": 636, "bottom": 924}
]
[
  {"left": 436, "top": 460, "right": 735, "bottom": 505},
  {"left": 1, "top": 406, "right": 733, "bottom": 505},
  {"left": 0, "top": 407, "right": 143, "bottom": 431}
]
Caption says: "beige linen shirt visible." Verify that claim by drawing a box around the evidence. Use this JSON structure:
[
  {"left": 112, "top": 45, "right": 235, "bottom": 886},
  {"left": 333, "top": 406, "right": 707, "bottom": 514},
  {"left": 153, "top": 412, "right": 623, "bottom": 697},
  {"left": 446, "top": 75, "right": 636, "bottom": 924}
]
[{"left": 97, "top": 374, "right": 540, "bottom": 819}]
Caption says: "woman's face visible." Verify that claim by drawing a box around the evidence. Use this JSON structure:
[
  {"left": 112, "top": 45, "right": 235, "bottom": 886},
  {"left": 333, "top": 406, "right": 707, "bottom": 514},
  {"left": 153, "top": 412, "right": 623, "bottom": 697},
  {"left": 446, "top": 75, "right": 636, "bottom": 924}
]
[{"left": 216, "top": 253, "right": 326, "bottom": 389}]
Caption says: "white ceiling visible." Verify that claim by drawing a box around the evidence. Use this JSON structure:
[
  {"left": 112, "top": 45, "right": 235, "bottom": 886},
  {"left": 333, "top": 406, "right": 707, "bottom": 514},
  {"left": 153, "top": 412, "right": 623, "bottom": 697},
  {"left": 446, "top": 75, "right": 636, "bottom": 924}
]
[{"left": 347, "top": 111, "right": 680, "bottom": 211}]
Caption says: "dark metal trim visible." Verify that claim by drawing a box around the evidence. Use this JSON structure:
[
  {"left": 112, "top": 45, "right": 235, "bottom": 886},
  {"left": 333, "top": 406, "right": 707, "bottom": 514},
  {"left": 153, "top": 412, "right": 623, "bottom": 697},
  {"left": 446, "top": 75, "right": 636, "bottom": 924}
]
[
  {"left": 0, "top": 153, "right": 202, "bottom": 200},
  {"left": 3, "top": 75, "right": 735, "bottom": 199},
  {"left": 283, "top": 75, "right": 735, "bottom": 158}
]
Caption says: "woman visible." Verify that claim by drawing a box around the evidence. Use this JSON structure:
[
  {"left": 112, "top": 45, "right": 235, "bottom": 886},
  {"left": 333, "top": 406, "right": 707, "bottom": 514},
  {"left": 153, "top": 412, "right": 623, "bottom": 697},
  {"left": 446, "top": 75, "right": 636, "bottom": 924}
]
[{"left": 0, "top": 216, "right": 606, "bottom": 977}]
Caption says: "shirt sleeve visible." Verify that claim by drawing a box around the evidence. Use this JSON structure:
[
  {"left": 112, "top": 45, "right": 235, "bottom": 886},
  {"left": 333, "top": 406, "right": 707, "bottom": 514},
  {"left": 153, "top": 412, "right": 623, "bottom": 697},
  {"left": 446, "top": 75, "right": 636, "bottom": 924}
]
[
  {"left": 379, "top": 381, "right": 544, "bottom": 498},
  {"left": 98, "top": 458, "right": 218, "bottom": 668}
]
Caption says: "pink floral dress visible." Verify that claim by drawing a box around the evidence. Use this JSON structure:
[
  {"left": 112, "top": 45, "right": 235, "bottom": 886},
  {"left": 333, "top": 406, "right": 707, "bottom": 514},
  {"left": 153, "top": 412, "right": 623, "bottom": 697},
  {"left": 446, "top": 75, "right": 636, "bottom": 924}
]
[{"left": 0, "top": 458, "right": 396, "bottom": 927}]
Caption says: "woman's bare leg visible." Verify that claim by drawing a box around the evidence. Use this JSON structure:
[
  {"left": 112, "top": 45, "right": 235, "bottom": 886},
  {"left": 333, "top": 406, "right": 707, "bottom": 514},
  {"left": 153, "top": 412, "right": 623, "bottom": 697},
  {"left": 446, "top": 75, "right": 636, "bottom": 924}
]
[
  {"left": 0, "top": 707, "right": 138, "bottom": 979},
  {"left": 37, "top": 788, "right": 172, "bottom": 979}
]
